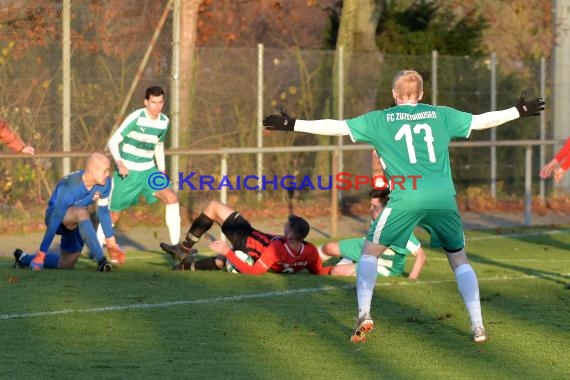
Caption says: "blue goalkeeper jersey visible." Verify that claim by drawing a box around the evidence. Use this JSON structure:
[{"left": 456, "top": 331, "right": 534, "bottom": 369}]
[{"left": 41, "top": 170, "right": 112, "bottom": 252}]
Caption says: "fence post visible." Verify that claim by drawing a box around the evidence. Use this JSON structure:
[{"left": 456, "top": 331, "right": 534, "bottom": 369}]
[
  {"left": 257, "top": 43, "right": 264, "bottom": 201},
  {"left": 170, "top": 0, "right": 180, "bottom": 190},
  {"left": 539, "top": 56, "right": 546, "bottom": 201},
  {"left": 431, "top": 50, "right": 438, "bottom": 105},
  {"left": 220, "top": 153, "right": 228, "bottom": 205},
  {"left": 525, "top": 145, "right": 532, "bottom": 226},
  {"left": 337, "top": 46, "right": 344, "bottom": 204},
  {"left": 221, "top": 153, "right": 228, "bottom": 241},
  {"left": 490, "top": 52, "right": 497, "bottom": 198},
  {"left": 62, "top": 0, "right": 71, "bottom": 175},
  {"left": 331, "top": 147, "right": 339, "bottom": 238}
]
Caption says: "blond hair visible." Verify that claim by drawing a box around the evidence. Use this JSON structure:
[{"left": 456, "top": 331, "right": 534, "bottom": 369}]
[{"left": 392, "top": 70, "right": 423, "bottom": 100}]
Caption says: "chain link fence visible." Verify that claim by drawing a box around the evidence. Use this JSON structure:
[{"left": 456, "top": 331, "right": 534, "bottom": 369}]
[{"left": 0, "top": 1, "right": 555, "bottom": 232}]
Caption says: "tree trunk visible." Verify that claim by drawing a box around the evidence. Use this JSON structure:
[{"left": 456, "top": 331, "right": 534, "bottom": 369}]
[
  {"left": 333, "top": 0, "right": 383, "bottom": 115},
  {"left": 179, "top": 0, "right": 201, "bottom": 150},
  {"left": 329, "top": 0, "right": 384, "bottom": 190},
  {"left": 336, "top": 0, "right": 382, "bottom": 54}
]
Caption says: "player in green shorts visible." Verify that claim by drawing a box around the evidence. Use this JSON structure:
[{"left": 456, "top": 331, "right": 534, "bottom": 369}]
[
  {"left": 320, "top": 189, "right": 425, "bottom": 279},
  {"left": 264, "top": 69, "right": 544, "bottom": 344},
  {"left": 96, "top": 86, "right": 181, "bottom": 263}
]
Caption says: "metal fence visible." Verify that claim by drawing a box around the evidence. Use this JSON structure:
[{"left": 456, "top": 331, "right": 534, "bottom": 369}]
[{"left": 0, "top": 1, "right": 560, "bottom": 230}]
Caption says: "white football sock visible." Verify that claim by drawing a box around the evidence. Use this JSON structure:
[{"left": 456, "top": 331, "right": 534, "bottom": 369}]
[
  {"left": 356, "top": 254, "right": 378, "bottom": 317},
  {"left": 454, "top": 263, "right": 483, "bottom": 329},
  {"left": 165, "top": 202, "right": 181, "bottom": 245}
]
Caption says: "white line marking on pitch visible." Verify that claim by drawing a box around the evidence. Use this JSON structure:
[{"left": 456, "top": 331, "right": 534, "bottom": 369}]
[
  {"left": 0, "top": 274, "right": 547, "bottom": 320},
  {"left": 467, "top": 229, "right": 570, "bottom": 241}
]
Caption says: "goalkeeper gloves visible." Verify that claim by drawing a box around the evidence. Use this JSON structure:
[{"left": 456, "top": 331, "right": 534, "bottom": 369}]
[
  {"left": 263, "top": 108, "right": 296, "bottom": 131},
  {"left": 515, "top": 90, "right": 545, "bottom": 117},
  {"left": 107, "top": 243, "right": 126, "bottom": 265},
  {"left": 30, "top": 251, "right": 46, "bottom": 271}
]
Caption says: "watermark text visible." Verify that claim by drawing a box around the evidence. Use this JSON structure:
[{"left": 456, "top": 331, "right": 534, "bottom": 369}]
[{"left": 147, "top": 171, "right": 422, "bottom": 191}]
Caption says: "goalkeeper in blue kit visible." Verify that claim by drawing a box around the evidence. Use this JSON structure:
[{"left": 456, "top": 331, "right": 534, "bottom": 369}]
[
  {"left": 263, "top": 69, "right": 545, "bottom": 344},
  {"left": 13, "top": 152, "right": 123, "bottom": 271}
]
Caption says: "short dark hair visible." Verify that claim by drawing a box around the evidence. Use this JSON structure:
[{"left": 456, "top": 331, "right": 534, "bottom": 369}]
[
  {"left": 369, "top": 188, "right": 390, "bottom": 207},
  {"left": 287, "top": 215, "right": 310, "bottom": 241},
  {"left": 145, "top": 86, "right": 165, "bottom": 99}
]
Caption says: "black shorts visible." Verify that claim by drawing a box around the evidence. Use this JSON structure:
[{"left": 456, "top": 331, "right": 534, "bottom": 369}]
[{"left": 221, "top": 211, "right": 272, "bottom": 259}]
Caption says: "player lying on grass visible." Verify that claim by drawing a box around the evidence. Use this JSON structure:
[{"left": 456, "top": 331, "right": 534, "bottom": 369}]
[
  {"left": 320, "top": 189, "right": 426, "bottom": 279},
  {"left": 264, "top": 69, "right": 545, "bottom": 344},
  {"left": 13, "top": 152, "right": 124, "bottom": 271},
  {"left": 0, "top": 118, "right": 35, "bottom": 155},
  {"left": 160, "top": 200, "right": 331, "bottom": 275}
]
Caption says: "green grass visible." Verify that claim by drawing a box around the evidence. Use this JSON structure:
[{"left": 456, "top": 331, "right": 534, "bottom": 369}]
[{"left": 1, "top": 227, "right": 569, "bottom": 379}]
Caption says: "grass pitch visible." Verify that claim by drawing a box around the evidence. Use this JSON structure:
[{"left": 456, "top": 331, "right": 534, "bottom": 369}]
[{"left": 1, "top": 227, "right": 569, "bottom": 379}]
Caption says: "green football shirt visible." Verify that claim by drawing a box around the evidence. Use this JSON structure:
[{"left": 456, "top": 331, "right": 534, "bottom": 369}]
[
  {"left": 346, "top": 104, "right": 472, "bottom": 209},
  {"left": 116, "top": 108, "right": 169, "bottom": 171}
]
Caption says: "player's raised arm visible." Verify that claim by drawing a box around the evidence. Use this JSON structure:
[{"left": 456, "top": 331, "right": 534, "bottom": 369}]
[
  {"left": 263, "top": 108, "right": 349, "bottom": 136},
  {"left": 470, "top": 90, "right": 545, "bottom": 131}
]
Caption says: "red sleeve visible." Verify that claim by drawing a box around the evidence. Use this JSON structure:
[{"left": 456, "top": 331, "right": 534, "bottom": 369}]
[
  {"left": 554, "top": 138, "right": 570, "bottom": 163},
  {"left": 225, "top": 245, "right": 277, "bottom": 276},
  {"left": 306, "top": 245, "right": 332, "bottom": 275},
  {"left": 0, "top": 119, "right": 25, "bottom": 153},
  {"left": 560, "top": 157, "right": 570, "bottom": 171}
]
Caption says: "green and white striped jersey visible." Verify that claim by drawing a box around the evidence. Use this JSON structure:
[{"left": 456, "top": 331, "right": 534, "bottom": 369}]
[{"left": 111, "top": 108, "right": 169, "bottom": 171}]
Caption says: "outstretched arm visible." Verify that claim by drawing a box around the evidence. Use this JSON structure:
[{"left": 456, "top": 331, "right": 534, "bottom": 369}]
[
  {"left": 554, "top": 138, "right": 570, "bottom": 163},
  {"left": 540, "top": 158, "right": 559, "bottom": 180},
  {"left": 471, "top": 90, "right": 545, "bottom": 131},
  {"left": 0, "top": 118, "right": 30, "bottom": 153},
  {"left": 541, "top": 138, "right": 570, "bottom": 181},
  {"left": 263, "top": 109, "right": 349, "bottom": 136}
]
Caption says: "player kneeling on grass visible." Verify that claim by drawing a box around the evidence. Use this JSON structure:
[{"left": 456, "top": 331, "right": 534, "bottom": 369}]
[
  {"left": 320, "top": 189, "right": 426, "bottom": 279},
  {"left": 161, "top": 200, "right": 331, "bottom": 275},
  {"left": 13, "top": 152, "right": 124, "bottom": 272}
]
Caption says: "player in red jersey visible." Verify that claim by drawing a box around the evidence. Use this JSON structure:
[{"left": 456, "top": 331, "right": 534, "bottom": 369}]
[
  {"left": 0, "top": 118, "right": 34, "bottom": 155},
  {"left": 213, "top": 216, "right": 331, "bottom": 275},
  {"left": 540, "top": 138, "right": 570, "bottom": 183},
  {"left": 161, "top": 200, "right": 331, "bottom": 275},
  {"left": 160, "top": 200, "right": 273, "bottom": 267}
]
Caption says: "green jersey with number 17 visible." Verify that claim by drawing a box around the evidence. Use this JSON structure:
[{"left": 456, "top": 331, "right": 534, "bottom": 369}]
[{"left": 346, "top": 104, "right": 472, "bottom": 209}]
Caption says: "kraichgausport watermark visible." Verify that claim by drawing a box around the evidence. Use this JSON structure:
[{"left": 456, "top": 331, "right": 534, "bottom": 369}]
[{"left": 147, "top": 171, "right": 422, "bottom": 191}]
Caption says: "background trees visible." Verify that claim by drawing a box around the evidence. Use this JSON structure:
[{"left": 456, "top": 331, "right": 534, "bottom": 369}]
[{"left": 0, "top": 0, "right": 555, "bottom": 214}]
